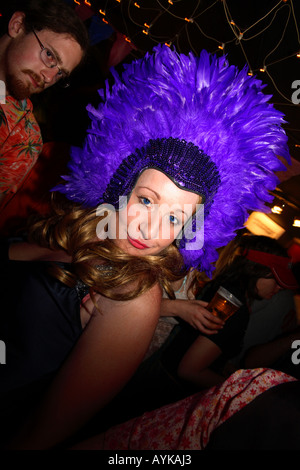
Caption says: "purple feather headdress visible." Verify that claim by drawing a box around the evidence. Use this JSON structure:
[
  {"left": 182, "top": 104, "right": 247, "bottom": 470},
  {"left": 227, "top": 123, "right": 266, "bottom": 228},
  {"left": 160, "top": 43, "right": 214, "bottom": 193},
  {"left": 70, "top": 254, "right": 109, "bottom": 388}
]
[{"left": 55, "top": 45, "right": 290, "bottom": 276}]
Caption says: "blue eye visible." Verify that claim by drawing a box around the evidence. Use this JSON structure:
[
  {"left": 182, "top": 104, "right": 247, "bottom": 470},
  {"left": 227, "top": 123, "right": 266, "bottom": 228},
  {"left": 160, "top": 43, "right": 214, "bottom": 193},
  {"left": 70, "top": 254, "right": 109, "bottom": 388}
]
[
  {"left": 169, "top": 214, "right": 179, "bottom": 225},
  {"left": 140, "top": 197, "right": 151, "bottom": 206}
]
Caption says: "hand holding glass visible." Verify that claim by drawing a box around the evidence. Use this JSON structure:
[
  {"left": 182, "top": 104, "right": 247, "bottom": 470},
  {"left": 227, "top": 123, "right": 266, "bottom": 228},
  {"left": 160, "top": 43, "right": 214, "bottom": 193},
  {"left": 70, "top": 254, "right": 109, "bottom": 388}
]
[{"left": 207, "top": 286, "right": 242, "bottom": 321}]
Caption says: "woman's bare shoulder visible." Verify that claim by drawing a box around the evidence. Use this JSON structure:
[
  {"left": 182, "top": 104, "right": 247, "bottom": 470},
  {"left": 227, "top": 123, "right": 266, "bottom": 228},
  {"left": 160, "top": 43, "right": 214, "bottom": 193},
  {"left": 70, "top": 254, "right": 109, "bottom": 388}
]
[{"left": 89, "top": 281, "right": 162, "bottom": 323}]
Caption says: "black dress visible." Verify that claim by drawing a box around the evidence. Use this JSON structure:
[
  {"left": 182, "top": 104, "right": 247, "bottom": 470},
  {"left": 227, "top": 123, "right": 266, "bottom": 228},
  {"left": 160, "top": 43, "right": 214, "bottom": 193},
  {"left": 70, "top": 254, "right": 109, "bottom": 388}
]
[{"left": 0, "top": 240, "right": 87, "bottom": 441}]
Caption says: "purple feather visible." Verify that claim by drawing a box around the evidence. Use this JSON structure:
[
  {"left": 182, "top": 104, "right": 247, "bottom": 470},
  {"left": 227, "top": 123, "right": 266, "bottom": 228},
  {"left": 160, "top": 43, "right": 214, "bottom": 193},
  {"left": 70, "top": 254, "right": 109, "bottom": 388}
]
[{"left": 54, "top": 45, "right": 290, "bottom": 276}]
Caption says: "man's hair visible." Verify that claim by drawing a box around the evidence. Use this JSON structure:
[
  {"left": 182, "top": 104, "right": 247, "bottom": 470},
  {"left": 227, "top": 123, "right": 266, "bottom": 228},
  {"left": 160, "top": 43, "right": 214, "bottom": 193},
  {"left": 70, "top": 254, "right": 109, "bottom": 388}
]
[{"left": 0, "top": 0, "right": 89, "bottom": 54}]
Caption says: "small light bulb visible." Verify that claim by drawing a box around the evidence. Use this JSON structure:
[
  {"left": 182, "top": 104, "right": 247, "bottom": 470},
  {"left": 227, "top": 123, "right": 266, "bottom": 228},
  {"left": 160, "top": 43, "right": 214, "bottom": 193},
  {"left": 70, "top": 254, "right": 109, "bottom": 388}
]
[
  {"left": 271, "top": 205, "right": 283, "bottom": 214},
  {"left": 293, "top": 218, "right": 300, "bottom": 227}
]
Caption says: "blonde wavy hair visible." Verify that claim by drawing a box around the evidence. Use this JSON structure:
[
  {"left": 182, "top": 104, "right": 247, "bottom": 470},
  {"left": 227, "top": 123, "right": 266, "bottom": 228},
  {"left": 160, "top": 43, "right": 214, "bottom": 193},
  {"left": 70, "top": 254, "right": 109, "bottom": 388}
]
[{"left": 28, "top": 196, "right": 188, "bottom": 301}]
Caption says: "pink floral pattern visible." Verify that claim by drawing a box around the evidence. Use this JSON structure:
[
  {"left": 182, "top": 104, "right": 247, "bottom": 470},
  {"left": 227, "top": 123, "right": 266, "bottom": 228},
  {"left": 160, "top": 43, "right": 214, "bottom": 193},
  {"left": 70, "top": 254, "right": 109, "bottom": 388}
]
[{"left": 101, "top": 368, "right": 296, "bottom": 450}]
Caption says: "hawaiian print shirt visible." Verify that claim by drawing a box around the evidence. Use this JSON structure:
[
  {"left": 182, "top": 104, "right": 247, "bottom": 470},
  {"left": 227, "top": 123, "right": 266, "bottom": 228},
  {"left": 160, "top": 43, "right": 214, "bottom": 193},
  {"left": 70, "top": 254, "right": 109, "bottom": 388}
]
[{"left": 0, "top": 95, "right": 43, "bottom": 210}]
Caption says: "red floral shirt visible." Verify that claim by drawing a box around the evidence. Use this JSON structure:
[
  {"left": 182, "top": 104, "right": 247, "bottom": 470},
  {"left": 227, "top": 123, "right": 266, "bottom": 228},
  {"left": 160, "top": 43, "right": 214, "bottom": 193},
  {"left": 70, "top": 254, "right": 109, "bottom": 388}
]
[{"left": 0, "top": 95, "right": 43, "bottom": 210}]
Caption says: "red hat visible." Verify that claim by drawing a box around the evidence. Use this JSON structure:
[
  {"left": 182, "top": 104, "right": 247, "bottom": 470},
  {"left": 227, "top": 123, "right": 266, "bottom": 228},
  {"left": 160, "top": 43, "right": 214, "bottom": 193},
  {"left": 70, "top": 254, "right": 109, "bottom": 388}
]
[{"left": 245, "top": 250, "right": 299, "bottom": 290}]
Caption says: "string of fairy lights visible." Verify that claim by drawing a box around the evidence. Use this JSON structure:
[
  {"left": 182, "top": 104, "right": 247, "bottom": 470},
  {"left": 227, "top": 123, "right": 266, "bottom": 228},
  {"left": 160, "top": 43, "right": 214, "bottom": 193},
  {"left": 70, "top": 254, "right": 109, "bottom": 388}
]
[
  {"left": 2, "top": 1, "right": 297, "bottom": 108},
  {"left": 72, "top": 0, "right": 300, "bottom": 158},
  {"left": 74, "top": 0, "right": 300, "bottom": 103}
]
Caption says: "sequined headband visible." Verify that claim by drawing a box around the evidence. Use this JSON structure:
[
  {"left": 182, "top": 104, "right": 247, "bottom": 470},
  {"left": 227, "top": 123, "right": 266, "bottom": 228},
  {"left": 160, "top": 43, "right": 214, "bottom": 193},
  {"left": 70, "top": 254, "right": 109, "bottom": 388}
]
[{"left": 102, "top": 137, "right": 221, "bottom": 207}]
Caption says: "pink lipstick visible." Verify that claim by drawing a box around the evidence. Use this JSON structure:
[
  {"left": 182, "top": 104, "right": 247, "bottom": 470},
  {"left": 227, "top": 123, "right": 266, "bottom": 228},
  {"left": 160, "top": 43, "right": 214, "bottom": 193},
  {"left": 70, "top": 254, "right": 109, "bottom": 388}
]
[{"left": 128, "top": 236, "right": 148, "bottom": 249}]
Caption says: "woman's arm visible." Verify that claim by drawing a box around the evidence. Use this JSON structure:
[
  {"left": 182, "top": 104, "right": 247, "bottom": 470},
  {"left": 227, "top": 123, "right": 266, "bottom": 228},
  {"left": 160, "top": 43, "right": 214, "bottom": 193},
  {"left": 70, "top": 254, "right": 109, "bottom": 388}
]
[
  {"left": 160, "top": 298, "right": 224, "bottom": 334},
  {"left": 7, "top": 283, "right": 162, "bottom": 449},
  {"left": 177, "top": 335, "right": 225, "bottom": 389}
]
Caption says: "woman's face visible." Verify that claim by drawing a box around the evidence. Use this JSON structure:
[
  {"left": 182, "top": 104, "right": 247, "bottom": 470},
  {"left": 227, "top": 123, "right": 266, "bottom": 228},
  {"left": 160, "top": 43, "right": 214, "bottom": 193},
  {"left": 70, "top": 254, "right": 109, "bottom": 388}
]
[
  {"left": 112, "top": 169, "right": 201, "bottom": 256},
  {"left": 255, "top": 275, "right": 282, "bottom": 299}
]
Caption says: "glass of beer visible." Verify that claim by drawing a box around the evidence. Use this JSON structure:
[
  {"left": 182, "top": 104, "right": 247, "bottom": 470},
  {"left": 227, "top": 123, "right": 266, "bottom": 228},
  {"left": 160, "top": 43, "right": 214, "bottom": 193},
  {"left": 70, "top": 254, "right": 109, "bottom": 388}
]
[{"left": 207, "top": 286, "right": 242, "bottom": 321}]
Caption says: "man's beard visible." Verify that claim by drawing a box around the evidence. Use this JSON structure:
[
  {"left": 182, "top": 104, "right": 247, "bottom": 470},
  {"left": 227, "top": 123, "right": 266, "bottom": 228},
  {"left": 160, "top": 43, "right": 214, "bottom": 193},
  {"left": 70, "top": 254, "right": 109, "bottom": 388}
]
[{"left": 6, "top": 70, "right": 45, "bottom": 100}]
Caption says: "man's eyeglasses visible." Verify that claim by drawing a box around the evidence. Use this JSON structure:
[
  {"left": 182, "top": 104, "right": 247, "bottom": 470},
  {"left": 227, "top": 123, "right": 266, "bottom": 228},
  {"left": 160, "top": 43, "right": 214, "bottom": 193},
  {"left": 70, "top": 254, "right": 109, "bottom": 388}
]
[{"left": 31, "top": 28, "right": 70, "bottom": 88}]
